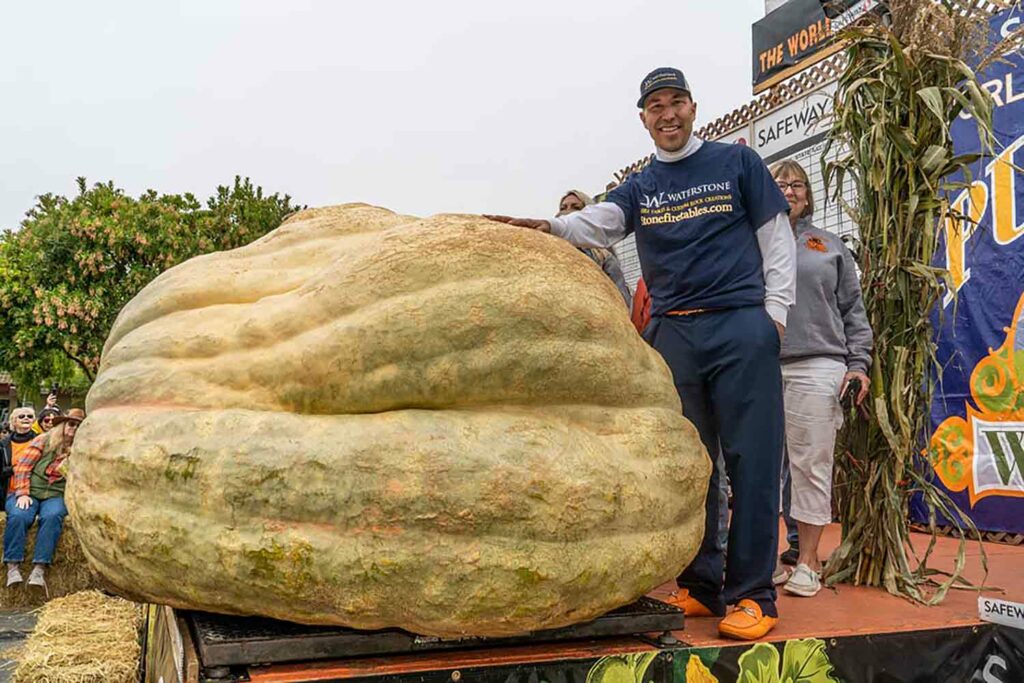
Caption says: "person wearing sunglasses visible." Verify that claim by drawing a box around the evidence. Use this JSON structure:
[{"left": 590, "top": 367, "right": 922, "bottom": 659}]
[
  {"left": 32, "top": 408, "right": 59, "bottom": 435},
  {"left": 5, "top": 408, "right": 85, "bottom": 589},
  {"left": 768, "top": 159, "right": 873, "bottom": 598},
  {"left": 1, "top": 408, "right": 37, "bottom": 502}
]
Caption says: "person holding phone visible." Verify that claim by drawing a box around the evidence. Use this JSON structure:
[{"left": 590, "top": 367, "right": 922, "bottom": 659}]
[
  {"left": 770, "top": 159, "right": 873, "bottom": 598},
  {"left": 44, "top": 387, "right": 61, "bottom": 415}
]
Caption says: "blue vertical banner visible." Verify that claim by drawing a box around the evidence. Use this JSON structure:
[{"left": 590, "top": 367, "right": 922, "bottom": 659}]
[{"left": 918, "top": 6, "right": 1024, "bottom": 533}]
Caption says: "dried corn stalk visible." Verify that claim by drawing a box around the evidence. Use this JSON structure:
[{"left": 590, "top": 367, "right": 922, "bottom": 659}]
[{"left": 821, "top": 0, "right": 1021, "bottom": 603}]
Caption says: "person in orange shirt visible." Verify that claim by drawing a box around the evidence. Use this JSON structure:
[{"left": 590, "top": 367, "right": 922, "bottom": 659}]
[{"left": 1, "top": 408, "right": 37, "bottom": 498}]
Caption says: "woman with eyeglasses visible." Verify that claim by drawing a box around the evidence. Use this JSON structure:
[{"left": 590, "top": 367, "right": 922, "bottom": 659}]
[
  {"left": 768, "top": 159, "right": 873, "bottom": 598},
  {"left": 1, "top": 408, "right": 37, "bottom": 501}
]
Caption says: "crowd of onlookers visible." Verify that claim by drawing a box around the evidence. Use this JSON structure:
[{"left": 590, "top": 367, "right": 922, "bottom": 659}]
[{"left": 0, "top": 390, "right": 85, "bottom": 593}]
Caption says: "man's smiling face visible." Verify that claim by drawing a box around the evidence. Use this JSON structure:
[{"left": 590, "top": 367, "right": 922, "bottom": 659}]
[{"left": 640, "top": 88, "right": 697, "bottom": 153}]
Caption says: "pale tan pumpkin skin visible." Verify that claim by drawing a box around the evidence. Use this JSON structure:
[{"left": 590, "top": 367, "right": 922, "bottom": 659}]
[{"left": 67, "top": 204, "right": 710, "bottom": 637}]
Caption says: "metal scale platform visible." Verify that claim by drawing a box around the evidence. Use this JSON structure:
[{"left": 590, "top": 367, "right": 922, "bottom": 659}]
[{"left": 184, "top": 597, "right": 685, "bottom": 668}]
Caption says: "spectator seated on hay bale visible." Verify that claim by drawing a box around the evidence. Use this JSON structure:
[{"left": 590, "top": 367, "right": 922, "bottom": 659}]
[
  {"left": 13, "top": 590, "right": 143, "bottom": 683},
  {"left": 0, "top": 516, "right": 100, "bottom": 609},
  {"left": 4, "top": 408, "right": 84, "bottom": 592},
  {"left": 2, "top": 407, "right": 38, "bottom": 498}
]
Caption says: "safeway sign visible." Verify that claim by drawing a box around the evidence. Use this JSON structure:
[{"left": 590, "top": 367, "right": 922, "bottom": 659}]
[
  {"left": 979, "top": 597, "right": 1024, "bottom": 630},
  {"left": 753, "top": 82, "right": 836, "bottom": 161}
]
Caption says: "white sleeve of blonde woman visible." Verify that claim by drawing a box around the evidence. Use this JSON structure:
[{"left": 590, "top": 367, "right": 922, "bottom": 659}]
[
  {"left": 547, "top": 203, "right": 628, "bottom": 249},
  {"left": 757, "top": 211, "right": 796, "bottom": 328}
]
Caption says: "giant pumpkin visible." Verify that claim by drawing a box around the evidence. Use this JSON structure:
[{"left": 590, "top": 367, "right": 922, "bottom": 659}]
[{"left": 68, "top": 204, "right": 710, "bottom": 637}]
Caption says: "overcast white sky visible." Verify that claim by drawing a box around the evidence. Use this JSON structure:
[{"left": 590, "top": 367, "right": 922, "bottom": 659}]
[{"left": 1, "top": 0, "right": 768, "bottom": 230}]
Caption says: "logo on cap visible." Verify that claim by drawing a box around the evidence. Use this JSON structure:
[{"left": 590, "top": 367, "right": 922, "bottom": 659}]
[{"left": 637, "top": 67, "right": 691, "bottom": 108}]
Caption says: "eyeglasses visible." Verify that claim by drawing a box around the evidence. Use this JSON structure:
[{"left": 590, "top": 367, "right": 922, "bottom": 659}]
[
  {"left": 15, "top": 415, "right": 34, "bottom": 420},
  {"left": 776, "top": 181, "right": 807, "bottom": 192}
]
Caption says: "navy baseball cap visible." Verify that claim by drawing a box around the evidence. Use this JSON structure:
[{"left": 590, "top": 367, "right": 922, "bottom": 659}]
[{"left": 637, "top": 67, "right": 691, "bottom": 108}]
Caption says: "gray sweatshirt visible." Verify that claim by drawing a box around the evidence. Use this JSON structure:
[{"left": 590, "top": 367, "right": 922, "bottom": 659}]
[{"left": 780, "top": 217, "right": 873, "bottom": 374}]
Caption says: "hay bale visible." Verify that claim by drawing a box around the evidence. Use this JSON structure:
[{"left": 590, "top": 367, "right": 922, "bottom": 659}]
[
  {"left": 14, "top": 590, "right": 143, "bottom": 683},
  {"left": 0, "top": 517, "right": 102, "bottom": 609}
]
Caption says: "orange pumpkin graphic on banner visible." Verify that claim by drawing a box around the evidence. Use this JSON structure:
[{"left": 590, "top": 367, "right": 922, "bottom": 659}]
[{"left": 929, "top": 292, "right": 1024, "bottom": 505}]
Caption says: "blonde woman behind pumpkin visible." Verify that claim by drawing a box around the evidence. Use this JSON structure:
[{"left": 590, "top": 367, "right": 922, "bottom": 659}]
[{"left": 557, "top": 190, "right": 631, "bottom": 307}]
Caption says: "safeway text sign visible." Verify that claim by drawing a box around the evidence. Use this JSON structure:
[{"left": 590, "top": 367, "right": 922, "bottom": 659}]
[
  {"left": 753, "top": 82, "right": 836, "bottom": 161},
  {"left": 979, "top": 597, "right": 1024, "bottom": 630}
]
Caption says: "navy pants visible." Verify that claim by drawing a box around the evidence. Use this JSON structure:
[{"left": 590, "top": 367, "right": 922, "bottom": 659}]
[{"left": 649, "top": 306, "right": 784, "bottom": 618}]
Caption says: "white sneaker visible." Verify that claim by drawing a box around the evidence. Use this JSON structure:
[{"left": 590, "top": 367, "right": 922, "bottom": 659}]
[
  {"left": 6, "top": 565, "right": 22, "bottom": 587},
  {"left": 772, "top": 562, "right": 790, "bottom": 586},
  {"left": 27, "top": 565, "right": 46, "bottom": 589},
  {"left": 783, "top": 563, "right": 821, "bottom": 597}
]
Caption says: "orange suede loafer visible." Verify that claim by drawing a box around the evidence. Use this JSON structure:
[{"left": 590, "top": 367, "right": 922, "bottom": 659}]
[
  {"left": 663, "top": 589, "right": 718, "bottom": 617},
  {"left": 717, "top": 599, "right": 778, "bottom": 640}
]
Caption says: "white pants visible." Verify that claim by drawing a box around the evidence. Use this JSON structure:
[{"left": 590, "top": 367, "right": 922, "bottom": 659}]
[{"left": 782, "top": 357, "right": 846, "bottom": 527}]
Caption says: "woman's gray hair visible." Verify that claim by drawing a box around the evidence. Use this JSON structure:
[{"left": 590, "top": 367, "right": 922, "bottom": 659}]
[{"left": 9, "top": 407, "right": 35, "bottom": 430}]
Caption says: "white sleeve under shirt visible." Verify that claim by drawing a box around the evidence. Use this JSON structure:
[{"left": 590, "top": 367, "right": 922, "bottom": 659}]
[
  {"left": 758, "top": 211, "right": 797, "bottom": 328},
  {"left": 549, "top": 203, "right": 795, "bottom": 327}
]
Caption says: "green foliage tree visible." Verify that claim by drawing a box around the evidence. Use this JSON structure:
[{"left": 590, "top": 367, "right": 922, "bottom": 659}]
[{"left": 0, "top": 176, "right": 299, "bottom": 393}]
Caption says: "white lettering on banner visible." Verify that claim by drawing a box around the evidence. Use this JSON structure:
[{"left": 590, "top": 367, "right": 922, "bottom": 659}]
[
  {"left": 971, "top": 418, "right": 1024, "bottom": 495},
  {"left": 640, "top": 182, "right": 732, "bottom": 209},
  {"left": 978, "top": 597, "right": 1024, "bottom": 630},
  {"left": 974, "top": 655, "right": 1007, "bottom": 683},
  {"left": 1003, "top": 16, "right": 1021, "bottom": 39},
  {"left": 754, "top": 82, "right": 837, "bottom": 159},
  {"left": 831, "top": 0, "right": 880, "bottom": 33},
  {"left": 960, "top": 70, "right": 1024, "bottom": 120}
]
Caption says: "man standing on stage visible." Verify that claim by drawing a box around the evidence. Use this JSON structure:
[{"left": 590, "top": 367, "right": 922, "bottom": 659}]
[{"left": 486, "top": 67, "right": 795, "bottom": 640}]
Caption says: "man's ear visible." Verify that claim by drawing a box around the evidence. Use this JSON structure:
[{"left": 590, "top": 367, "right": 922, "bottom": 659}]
[{"left": 639, "top": 110, "right": 647, "bottom": 127}]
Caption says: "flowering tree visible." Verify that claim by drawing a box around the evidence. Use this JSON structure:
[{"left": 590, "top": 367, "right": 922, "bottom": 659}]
[{"left": 0, "top": 176, "right": 298, "bottom": 393}]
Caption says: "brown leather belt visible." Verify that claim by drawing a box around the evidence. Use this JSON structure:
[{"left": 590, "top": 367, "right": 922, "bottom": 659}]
[{"left": 666, "top": 307, "right": 722, "bottom": 316}]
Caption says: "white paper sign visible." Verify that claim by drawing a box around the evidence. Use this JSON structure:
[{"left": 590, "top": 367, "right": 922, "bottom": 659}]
[{"left": 979, "top": 596, "right": 1024, "bottom": 630}]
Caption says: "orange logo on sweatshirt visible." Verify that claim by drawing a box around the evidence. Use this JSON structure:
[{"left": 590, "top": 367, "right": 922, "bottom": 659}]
[{"left": 806, "top": 236, "right": 827, "bottom": 253}]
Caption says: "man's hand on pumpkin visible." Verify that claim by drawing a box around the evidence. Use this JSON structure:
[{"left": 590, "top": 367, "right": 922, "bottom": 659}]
[{"left": 483, "top": 215, "right": 551, "bottom": 233}]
